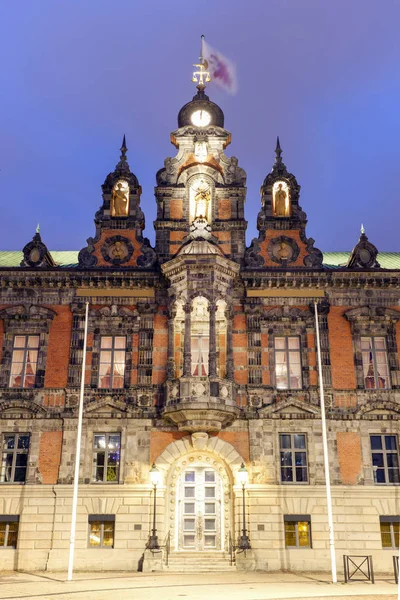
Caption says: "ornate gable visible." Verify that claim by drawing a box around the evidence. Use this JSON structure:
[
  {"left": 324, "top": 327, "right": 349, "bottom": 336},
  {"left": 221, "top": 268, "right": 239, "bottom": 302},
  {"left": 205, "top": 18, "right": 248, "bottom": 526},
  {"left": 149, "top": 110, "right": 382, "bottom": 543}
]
[{"left": 245, "top": 138, "right": 323, "bottom": 269}]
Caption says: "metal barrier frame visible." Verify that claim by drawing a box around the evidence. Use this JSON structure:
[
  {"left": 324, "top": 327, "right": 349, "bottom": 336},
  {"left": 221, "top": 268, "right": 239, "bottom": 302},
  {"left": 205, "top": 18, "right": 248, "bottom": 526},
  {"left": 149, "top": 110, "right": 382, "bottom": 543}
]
[
  {"left": 343, "top": 555, "right": 374, "bottom": 584},
  {"left": 393, "top": 555, "right": 399, "bottom": 584}
]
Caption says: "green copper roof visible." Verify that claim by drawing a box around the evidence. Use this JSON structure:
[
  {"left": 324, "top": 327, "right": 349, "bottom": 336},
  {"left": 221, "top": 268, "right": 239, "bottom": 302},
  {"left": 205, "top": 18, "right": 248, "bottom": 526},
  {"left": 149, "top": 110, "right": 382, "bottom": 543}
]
[{"left": 0, "top": 250, "right": 399, "bottom": 269}]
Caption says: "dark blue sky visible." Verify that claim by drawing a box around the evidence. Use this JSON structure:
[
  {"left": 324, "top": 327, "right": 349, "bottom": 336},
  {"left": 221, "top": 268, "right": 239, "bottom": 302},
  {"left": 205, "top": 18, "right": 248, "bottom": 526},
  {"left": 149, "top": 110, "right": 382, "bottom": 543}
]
[{"left": 1, "top": 1, "right": 399, "bottom": 252}]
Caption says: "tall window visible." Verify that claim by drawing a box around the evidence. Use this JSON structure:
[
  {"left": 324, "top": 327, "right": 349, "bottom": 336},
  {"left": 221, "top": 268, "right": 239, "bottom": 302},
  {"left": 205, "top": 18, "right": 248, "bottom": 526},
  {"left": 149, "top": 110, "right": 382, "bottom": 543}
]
[
  {"left": 98, "top": 336, "right": 126, "bottom": 389},
  {"left": 191, "top": 297, "right": 209, "bottom": 377},
  {"left": 370, "top": 435, "right": 400, "bottom": 484},
  {"left": 280, "top": 434, "right": 308, "bottom": 483},
  {"left": 284, "top": 515, "right": 311, "bottom": 548},
  {"left": 0, "top": 517, "right": 19, "bottom": 548},
  {"left": 380, "top": 517, "right": 400, "bottom": 549},
  {"left": 1, "top": 434, "right": 30, "bottom": 483},
  {"left": 9, "top": 335, "right": 39, "bottom": 388},
  {"left": 88, "top": 515, "right": 115, "bottom": 548},
  {"left": 93, "top": 434, "right": 121, "bottom": 483},
  {"left": 247, "top": 316, "right": 262, "bottom": 385},
  {"left": 361, "top": 337, "right": 390, "bottom": 389},
  {"left": 138, "top": 317, "right": 153, "bottom": 385},
  {"left": 275, "top": 337, "right": 302, "bottom": 389}
]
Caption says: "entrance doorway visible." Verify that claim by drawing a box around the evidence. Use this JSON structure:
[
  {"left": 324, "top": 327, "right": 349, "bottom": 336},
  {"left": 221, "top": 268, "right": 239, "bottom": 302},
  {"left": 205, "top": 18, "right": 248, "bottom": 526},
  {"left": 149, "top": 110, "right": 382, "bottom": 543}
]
[{"left": 177, "top": 465, "right": 223, "bottom": 551}]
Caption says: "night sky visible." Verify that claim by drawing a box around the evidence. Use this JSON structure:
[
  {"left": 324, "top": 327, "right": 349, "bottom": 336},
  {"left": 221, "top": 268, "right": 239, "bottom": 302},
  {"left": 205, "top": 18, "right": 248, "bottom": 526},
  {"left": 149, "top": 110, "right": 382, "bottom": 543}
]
[{"left": 1, "top": 1, "right": 400, "bottom": 252}]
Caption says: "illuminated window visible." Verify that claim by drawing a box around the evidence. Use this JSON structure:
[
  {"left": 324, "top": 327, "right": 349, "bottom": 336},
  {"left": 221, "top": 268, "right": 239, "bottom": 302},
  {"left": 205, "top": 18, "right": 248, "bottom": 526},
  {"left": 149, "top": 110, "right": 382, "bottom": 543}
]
[
  {"left": 138, "top": 317, "right": 153, "bottom": 385},
  {"left": 98, "top": 336, "right": 126, "bottom": 389},
  {"left": 380, "top": 517, "right": 399, "bottom": 548},
  {"left": 361, "top": 337, "right": 390, "bottom": 389},
  {"left": 0, "top": 517, "right": 19, "bottom": 548},
  {"left": 284, "top": 515, "right": 311, "bottom": 548},
  {"left": 274, "top": 337, "right": 302, "bottom": 390},
  {"left": 0, "top": 434, "right": 30, "bottom": 483},
  {"left": 9, "top": 335, "right": 39, "bottom": 388},
  {"left": 370, "top": 435, "right": 400, "bottom": 484},
  {"left": 280, "top": 434, "right": 308, "bottom": 483},
  {"left": 92, "top": 434, "right": 121, "bottom": 483},
  {"left": 191, "top": 297, "right": 209, "bottom": 377},
  {"left": 248, "top": 316, "right": 262, "bottom": 385},
  {"left": 88, "top": 515, "right": 115, "bottom": 548}
]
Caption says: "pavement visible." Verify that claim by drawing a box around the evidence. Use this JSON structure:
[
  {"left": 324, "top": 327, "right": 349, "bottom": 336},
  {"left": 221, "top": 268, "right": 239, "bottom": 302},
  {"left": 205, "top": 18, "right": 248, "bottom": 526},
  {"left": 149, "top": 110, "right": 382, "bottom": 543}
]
[{"left": 0, "top": 570, "right": 398, "bottom": 600}]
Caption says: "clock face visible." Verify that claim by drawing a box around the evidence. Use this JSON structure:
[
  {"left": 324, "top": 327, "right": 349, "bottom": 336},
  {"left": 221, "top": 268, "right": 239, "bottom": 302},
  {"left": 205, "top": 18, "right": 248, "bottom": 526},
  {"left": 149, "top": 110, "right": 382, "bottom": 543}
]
[{"left": 191, "top": 109, "right": 211, "bottom": 127}]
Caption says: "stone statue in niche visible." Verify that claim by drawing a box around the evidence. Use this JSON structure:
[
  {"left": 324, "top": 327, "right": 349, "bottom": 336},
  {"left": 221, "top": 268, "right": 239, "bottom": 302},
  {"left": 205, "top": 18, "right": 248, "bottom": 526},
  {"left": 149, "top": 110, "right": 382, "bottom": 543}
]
[
  {"left": 273, "top": 181, "right": 289, "bottom": 217},
  {"left": 111, "top": 180, "right": 129, "bottom": 217},
  {"left": 193, "top": 179, "right": 211, "bottom": 220}
]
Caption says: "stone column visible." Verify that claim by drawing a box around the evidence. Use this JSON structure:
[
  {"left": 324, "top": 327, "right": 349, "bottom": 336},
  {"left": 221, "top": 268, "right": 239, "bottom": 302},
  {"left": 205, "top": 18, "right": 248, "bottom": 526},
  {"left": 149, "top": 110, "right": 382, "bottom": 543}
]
[
  {"left": 225, "top": 307, "right": 234, "bottom": 379},
  {"left": 167, "top": 307, "right": 176, "bottom": 379},
  {"left": 183, "top": 302, "right": 192, "bottom": 376},
  {"left": 208, "top": 304, "right": 217, "bottom": 377}
]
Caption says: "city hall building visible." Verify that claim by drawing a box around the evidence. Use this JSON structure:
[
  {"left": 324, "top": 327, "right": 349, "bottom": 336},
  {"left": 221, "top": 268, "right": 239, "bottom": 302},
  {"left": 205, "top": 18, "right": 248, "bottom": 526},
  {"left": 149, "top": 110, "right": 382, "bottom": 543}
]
[{"left": 0, "top": 69, "right": 400, "bottom": 574}]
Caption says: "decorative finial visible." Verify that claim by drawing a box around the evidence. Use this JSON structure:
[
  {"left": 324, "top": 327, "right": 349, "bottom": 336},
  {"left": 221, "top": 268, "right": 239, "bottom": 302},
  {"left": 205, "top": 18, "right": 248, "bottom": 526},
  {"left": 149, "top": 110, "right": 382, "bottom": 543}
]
[
  {"left": 275, "top": 136, "right": 282, "bottom": 163},
  {"left": 361, "top": 223, "right": 365, "bottom": 235},
  {"left": 36, "top": 223, "right": 40, "bottom": 234},
  {"left": 192, "top": 35, "right": 211, "bottom": 90},
  {"left": 120, "top": 134, "right": 128, "bottom": 162}
]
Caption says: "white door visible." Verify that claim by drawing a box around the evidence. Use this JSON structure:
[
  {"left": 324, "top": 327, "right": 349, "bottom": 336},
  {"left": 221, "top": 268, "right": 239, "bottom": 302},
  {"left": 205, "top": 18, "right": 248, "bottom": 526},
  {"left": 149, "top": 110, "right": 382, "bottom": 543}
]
[{"left": 178, "top": 466, "right": 222, "bottom": 551}]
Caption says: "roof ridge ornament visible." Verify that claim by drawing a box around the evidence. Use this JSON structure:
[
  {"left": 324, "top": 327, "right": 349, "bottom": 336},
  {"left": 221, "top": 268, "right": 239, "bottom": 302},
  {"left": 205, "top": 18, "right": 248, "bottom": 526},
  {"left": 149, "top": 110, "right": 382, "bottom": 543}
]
[
  {"left": 275, "top": 136, "right": 282, "bottom": 164},
  {"left": 347, "top": 225, "right": 380, "bottom": 269}
]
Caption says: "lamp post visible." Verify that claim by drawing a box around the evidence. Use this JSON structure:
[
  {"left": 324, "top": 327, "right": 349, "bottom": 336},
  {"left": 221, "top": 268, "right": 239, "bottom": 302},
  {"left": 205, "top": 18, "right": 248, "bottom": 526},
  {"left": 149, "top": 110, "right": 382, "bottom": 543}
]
[
  {"left": 237, "top": 462, "right": 251, "bottom": 550},
  {"left": 148, "top": 463, "right": 161, "bottom": 550}
]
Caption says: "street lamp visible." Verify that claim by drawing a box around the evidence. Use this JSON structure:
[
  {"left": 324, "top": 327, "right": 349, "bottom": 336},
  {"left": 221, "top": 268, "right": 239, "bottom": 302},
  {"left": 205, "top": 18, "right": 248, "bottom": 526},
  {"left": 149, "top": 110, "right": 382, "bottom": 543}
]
[
  {"left": 237, "top": 462, "right": 251, "bottom": 550},
  {"left": 148, "top": 463, "right": 161, "bottom": 550}
]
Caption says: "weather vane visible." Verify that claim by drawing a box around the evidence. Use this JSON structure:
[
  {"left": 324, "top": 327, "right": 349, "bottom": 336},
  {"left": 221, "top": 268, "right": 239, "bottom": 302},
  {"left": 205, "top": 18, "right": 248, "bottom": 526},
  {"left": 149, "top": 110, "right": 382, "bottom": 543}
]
[{"left": 192, "top": 35, "right": 211, "bottom": 89}]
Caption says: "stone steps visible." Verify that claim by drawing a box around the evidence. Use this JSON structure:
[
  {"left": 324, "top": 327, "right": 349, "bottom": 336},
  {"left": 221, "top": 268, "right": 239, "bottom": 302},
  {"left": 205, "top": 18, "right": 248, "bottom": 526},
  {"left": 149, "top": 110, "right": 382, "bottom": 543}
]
[{"left": 165, "top": 552, "right": 235, "bottom": 572}]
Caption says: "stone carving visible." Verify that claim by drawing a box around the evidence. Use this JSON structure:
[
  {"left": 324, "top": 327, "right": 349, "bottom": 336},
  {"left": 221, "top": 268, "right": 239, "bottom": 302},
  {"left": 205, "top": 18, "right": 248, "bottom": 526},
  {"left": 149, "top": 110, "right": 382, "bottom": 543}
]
[
  {"left": 303, "top": 237, "right": 323, "bottom": 268},
  {"left": 101, "top": 235, "right": 134, "bottom": 266},
  {"left": 273, "top": 182, "right": 289, "bottom": 217},
  {"left": 111, "top": 180, "right": 129, "bottom": 217},
  {"left": 268, "top": 236, "right": 300, "bottom": 266},
  {"left": 347, "top": 227, "right": 380, "bottom": 269},
  {"left": 244, "top": 238, "right": 265, "bottom": 268},
  {"left": 193, "top": 178, "right": 211, "bottom": 220},
  {"left": 21, "top": 229, "right": 55, "bottom": 268},
  {"left": 137, "top": 238, "right": 158, "bottom": 268}
]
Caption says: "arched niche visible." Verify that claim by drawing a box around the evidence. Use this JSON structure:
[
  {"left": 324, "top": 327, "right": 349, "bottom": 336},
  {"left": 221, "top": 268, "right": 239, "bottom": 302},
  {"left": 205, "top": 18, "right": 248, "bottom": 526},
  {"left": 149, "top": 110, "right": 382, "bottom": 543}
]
[
  {"left": 189, "top": 176, "right": 213, "bottom": 224},
  {"left": 272, "top": 180, "right": 290, "bottom": 217},
  {"left": 110, "top": 179, "right": 130, "bottom": 217}
]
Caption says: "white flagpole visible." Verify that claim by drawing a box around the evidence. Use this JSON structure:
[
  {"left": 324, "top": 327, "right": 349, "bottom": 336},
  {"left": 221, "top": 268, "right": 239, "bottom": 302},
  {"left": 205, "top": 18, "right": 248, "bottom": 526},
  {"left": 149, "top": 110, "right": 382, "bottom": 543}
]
[
  {"left": 67, "top": 301, "right": 89, "bottom": 581},
  {"left": 314, "top": 300, "right": 337, "bottom": 584}
]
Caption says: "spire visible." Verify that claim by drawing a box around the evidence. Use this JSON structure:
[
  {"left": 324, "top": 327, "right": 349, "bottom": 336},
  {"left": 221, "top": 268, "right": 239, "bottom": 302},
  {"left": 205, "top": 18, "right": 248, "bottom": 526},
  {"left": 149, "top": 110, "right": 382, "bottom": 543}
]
[
  {"left": 360, "top": 223, "right": 365, "bottom": 235},
  {"left": 192, "top": 35, "right": 211, "bottom": 91},
  {"left": 115, "top": 134, "right": 130, "bottom": 172},
  {"left": 36, "top": 223, "right": 40, "bottom": 234},
  {"left": 275, "top": 137, "right": 282, "bottom": 164}
]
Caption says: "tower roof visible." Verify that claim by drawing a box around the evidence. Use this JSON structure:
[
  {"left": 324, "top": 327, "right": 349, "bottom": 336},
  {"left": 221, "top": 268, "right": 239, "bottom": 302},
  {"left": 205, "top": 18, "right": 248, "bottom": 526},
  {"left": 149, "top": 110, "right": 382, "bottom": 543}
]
[{"left": 177, "top": 88, "right": 224, "bottom": 128}]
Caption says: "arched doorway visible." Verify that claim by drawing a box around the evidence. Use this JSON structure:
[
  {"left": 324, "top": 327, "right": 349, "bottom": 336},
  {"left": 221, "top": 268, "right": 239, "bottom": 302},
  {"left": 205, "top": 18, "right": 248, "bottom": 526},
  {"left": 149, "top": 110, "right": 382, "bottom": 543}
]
[{"left": 177, "top": 463, "right": 223, "bottom": 551}]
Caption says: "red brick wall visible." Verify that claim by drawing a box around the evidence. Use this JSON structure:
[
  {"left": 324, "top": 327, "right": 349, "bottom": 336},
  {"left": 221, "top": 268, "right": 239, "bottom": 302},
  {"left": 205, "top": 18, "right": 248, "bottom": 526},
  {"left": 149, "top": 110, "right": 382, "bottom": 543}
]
[
  {"left": 218, "top": 199, "right": 231, "bottom": 220},
  {"left": 38, "top": 431, "right": 63, "bottom": 484},
  {"left": 44, "top": 306, "right": 73, "bottom": 388},
  {"left": 336, "top": 432, "right": 362, "bottom": 485},
  {"left": 170, "top": 200, "right": 183, "bottom": 220},
  {"left": 328, "top": 307, "right": 356, "bottom": 389},
  {"left": 213, "top": 231, "right": 231, "bottom": 256},
  {"left": 307, "top": 331, "right": 318, "bottom": 386},
  {"left": 150, "top": 431, "right": 250, "bottom": 464}
]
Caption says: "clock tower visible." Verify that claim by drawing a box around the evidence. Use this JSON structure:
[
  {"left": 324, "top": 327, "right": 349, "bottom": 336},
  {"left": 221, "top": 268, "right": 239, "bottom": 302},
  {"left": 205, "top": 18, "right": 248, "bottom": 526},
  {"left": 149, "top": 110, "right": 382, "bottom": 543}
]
[{"left": 154, "top": 62, "right": 247, "bottom": 265}]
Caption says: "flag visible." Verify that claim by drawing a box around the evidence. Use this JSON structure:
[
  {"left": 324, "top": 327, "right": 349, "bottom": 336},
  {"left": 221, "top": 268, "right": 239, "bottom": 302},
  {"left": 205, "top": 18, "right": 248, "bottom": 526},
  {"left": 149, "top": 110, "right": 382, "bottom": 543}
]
[{"left": 202, "top": 39, "right": 237, "bottom": 95}]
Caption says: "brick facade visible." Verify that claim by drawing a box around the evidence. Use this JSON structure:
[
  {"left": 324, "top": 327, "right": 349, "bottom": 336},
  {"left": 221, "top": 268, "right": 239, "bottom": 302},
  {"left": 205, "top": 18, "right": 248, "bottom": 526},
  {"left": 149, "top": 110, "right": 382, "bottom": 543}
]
[{"left": 0, "top": 85, "right": 399, "bottom": 575}]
